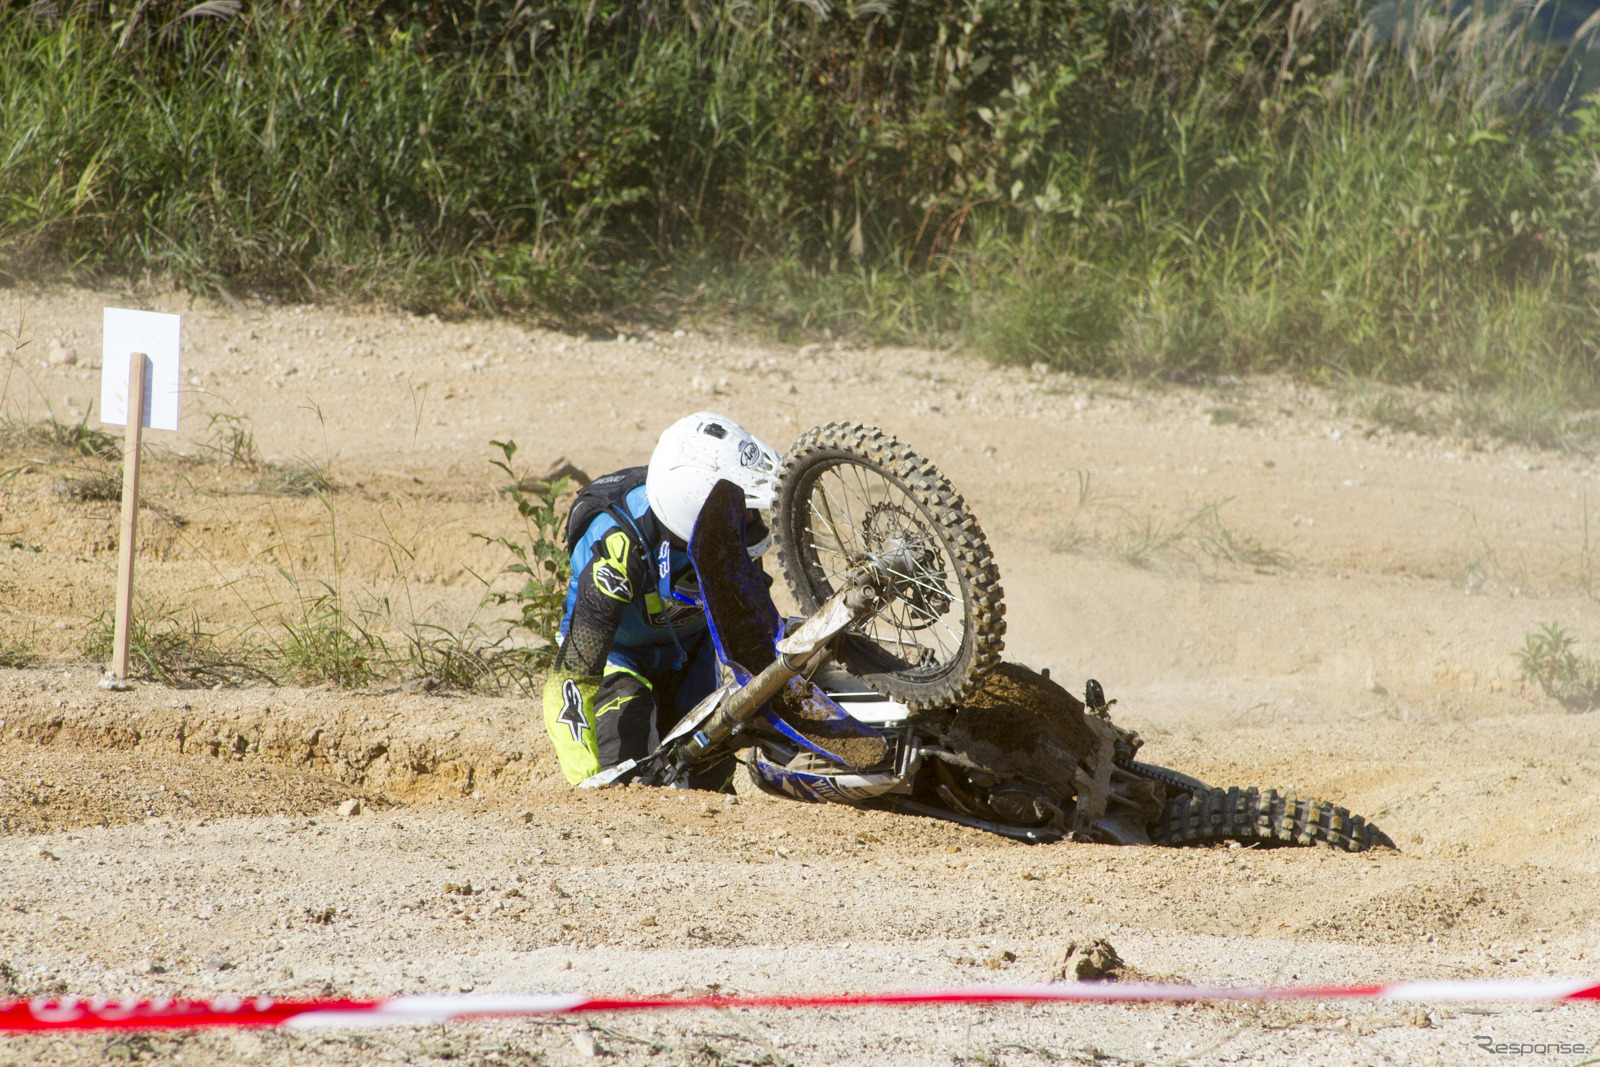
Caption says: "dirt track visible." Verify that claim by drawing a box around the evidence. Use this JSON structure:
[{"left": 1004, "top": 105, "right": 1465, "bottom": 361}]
[{"left": 2, "top": 285, "right": 1599, "bottom": 1065}]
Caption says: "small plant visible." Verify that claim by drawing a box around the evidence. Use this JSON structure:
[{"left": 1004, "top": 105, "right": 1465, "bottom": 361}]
[
  {"left": 474, "top": 439, "right": 573, "bottom": 674},
  {"left": 0, "top": 317, "right": 25, "bottom": 414},
  {"left": 1449, "top": 393, "right": 1600, "bottom": 454},
  {"left": 0, "top": 412, "right": 120, "bottom": 459},
  {"left": 0, "top": 632, "right": 38, "bottom": 668},
  {"left": 201, "top": 412, "right": 261, "bottom": 469},
  {"left": 1065, "top": 468, "right": 1102, "bottom": 511},
  {"left": 84, "top": 601, "right": 266, "bottom": 688},
  {"left": 1359, "top": 392, "right": 1436, "bottom": 437},
  {"left": 1515, "top": 622, "right": 1600, "bottom": 712},
  {"left": 1206, "top": 405, "right": 1245, "bottom": 426},
  {"left": 402, "top": 622, "right": 503, "bottom": 693},
  {"left": 1191, "top": 500, "right": 1292, "bottom": 569},
  {"left": 1047, "top": 469, "right": 1105, "bottom": 554},
  {"left": 255, "top": 461, "right": 334, "bottom": 497},
  {"left": 1577, "top": 495, "right": 1598, "bottom": 596},
  {"left": 1106, "top": 514, "right": 1185, "bottom": 568},
  {"left": 102, "top": 1034, "right": 158, "bottom": 1063},
  {"left": 52, "top": 468, "right": 187, "bottom": 526},
  {"left": 352, "top": 499, "right": 513, "bottom": 694},
  {"left": 249, "top": 407, "right": 384, "bottom": 686},
  {"left": 1097, "top": 498, "right": 1289, "bottom": 571},
  {"left": 261, "top": 486, "right": 387, "bottom": 686},
  {"left": 0, "top": 959, "right": 64, "bottom": 999},
  {"left": 270, "top": 572, "right": 389, "bottom": 688},
  {"left": 1047, "top": 522, "right": 1086, "bottom": 554},
  {"left": 55, "top": 468, "right": 121, "bottom": 502}
]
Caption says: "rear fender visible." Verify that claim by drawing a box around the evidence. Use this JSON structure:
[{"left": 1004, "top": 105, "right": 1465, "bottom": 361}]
[{"left": 758, "top": 676, "right": 890, "bottom": 765}]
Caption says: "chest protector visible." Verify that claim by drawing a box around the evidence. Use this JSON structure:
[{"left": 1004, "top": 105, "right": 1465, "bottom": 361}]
[{"left": 563, "top": 467, "right": 704, "bottom": 656}]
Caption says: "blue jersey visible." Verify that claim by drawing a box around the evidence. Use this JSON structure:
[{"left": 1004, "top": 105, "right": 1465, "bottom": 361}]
[{"left": 558, "top": 485, "right": 707, "bottom": 651}]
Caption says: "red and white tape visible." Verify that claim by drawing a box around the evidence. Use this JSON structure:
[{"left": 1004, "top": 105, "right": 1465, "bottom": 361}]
[{"left": 3, "top": 980, "right": 1598, "bottom": 1033}]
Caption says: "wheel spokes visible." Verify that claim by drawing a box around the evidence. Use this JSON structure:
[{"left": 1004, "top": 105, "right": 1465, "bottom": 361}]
[{"left": 799, "top": 460, "right": 964, "bottom": 677}]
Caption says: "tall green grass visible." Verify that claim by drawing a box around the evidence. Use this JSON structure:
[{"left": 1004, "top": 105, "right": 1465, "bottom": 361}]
[
  {"left": 967, "top": 12, "right": 1600, "bottom": 394},
  {"left": 3, "top": 0, "right": 1599, "bottom": 405}
]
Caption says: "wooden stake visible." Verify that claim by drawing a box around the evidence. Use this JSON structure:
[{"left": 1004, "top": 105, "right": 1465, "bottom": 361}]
[{"left": 108, "top": 351, "right": 148, "bottom": 684}]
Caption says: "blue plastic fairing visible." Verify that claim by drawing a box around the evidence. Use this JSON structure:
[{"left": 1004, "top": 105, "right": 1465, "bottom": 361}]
[
  {"left": 748, "top": 746, "right": 910, "bottom": 803},
  {"left": 688, "top": 480, "right": 781, "bottom": 685}
]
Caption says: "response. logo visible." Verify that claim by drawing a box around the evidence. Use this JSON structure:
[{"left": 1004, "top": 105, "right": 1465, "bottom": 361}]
[
  {"left": 1474, "top": 1035, "right": 1591, "bottom": 1055},
  {"left": 594, "top": 562, "right": 630, "bottom": 600}
]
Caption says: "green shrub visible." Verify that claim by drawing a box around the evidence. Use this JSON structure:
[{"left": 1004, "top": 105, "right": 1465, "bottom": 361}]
[
  {"left": 475, "top": 440, "right": 573, "bottom": 675},
  {"left": 0, "top": 414, "right": 120, "bottom": 460},
  {"left": 1515, "top": 621, "right": 1600, "bottom": 712},
  {"left": 84, "top": 602, "right": 268, "bottom": 688},
  {"left": 4, "top": 0, "right": 1600, "bottom": 408}
]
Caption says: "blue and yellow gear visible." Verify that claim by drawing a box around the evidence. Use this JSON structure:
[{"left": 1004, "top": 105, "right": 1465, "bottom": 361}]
[{"left": 542, "top": 477, "right": 712, "bottom": 783}]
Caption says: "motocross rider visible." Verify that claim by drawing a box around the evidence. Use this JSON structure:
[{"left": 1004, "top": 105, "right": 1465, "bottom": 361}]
[{"left": 543, "top": 412, "right": 783, "bottom": 785}]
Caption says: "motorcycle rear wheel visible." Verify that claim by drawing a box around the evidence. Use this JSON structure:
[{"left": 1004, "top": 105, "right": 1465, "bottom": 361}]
[
  {"left": 774, "top": 422, "right": 1005, "bottom": 711},
  {"left": 1151, "top": 786, "right": 1396, "bottom": 852}
]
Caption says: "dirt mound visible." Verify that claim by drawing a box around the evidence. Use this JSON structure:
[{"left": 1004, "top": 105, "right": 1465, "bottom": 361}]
[
  {"left": 0, "top": 670, "right": 549, "bottom": 810},
  {"left": 0, "top": 748, "right": 372, "bottom": 834},
  {"left": 945, "top": 663, "right": 1106, "bottom": 795}
]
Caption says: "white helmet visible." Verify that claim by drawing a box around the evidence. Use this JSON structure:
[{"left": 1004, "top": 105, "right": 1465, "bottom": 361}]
[{"left": 645, "top": 412, "right": 782, "bottom": 544}]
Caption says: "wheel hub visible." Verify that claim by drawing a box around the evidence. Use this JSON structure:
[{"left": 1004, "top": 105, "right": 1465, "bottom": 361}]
[{"left": 860, "top": 502, "right": 952, "bottom": 625}]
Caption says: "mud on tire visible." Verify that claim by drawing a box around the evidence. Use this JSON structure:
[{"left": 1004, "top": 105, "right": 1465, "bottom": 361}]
[
  {"left": 774, "top": 422, "right": 1005, "bottom": 711},
  {"left": 1152, "top": 787, "right": 1396, "bottom": 852}
]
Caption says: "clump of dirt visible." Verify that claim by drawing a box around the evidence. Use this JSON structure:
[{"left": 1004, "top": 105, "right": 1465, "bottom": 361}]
[
  {"left": 828, "top": 735, "right": 890, "bottom": 769},
  {"left": 1057, "top": 938, "right": 1126, "bottom": 981},
  {"left": 945, "top": 663, "right": 1108, "bottom": 794},
  {"left": 786, "top": 720, "right": 889, "bottom": 770}
]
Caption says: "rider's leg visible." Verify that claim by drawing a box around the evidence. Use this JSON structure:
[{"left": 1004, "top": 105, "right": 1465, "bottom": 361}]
[
  {"left": 592, "top": 639, "right": 730, "bottom": 783},
  {"left": 653, "top": 635, "right": 720, "bottom": 735},
  {"left": 658, "top": 637, "right": 737, "bottom": 791},
  {"left": 591, "top": 660, "right": 658, "bottom": 770}
]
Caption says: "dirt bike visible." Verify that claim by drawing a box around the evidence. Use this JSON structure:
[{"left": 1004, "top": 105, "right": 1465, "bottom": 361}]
[{"left": 584, "top": 423, "right": 1394, "bottom": 852}]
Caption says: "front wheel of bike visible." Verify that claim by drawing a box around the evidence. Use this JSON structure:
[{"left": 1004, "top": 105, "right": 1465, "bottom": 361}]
[{"left": 773, "top": 422, "right": 1005, "bottom": 711}]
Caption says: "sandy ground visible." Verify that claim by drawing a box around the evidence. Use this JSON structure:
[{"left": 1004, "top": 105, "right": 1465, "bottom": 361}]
[{"left": 1, "top": 284, "right": 1599, "bottom": 1066}]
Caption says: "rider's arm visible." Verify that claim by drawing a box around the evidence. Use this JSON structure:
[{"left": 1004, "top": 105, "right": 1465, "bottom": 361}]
[{"left": 542, "top": 527, "right": 646, "bottom": 783}]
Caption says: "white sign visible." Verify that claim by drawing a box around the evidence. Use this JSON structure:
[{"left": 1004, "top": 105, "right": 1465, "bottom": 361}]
[{"left": 100, "top": 308, "right": 181, "bottom": 431}]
